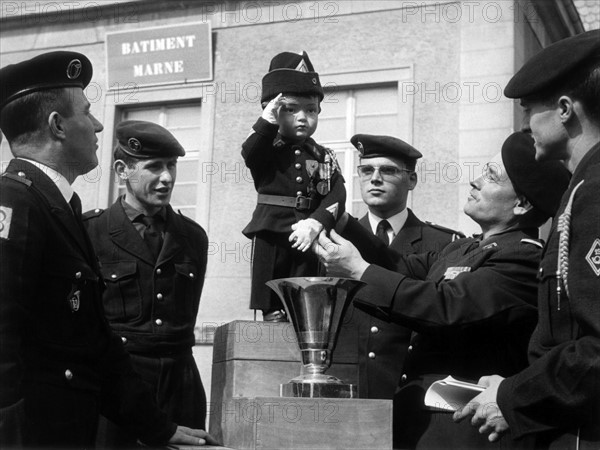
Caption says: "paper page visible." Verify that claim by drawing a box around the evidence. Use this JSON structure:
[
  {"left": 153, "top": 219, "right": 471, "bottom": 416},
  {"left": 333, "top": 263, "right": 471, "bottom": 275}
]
[{"left": 424, "top": 375, "right": 486, "bottom": 412}]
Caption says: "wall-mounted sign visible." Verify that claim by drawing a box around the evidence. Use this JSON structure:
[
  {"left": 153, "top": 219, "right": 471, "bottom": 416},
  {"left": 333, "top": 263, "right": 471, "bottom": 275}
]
[{"left": 106, "top": 22, "right": 212, "bottom": 89}]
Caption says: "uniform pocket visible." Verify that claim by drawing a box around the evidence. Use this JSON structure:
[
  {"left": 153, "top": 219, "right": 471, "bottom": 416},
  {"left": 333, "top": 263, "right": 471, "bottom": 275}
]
[{"left": 100, "top": 261, "right": 142, "bottom": 322}]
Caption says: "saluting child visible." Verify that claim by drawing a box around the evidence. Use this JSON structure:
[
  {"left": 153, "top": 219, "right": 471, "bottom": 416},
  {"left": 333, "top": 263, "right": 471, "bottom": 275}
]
[{"left": 242, "top": 51, "right": 346, "bottom": 321}]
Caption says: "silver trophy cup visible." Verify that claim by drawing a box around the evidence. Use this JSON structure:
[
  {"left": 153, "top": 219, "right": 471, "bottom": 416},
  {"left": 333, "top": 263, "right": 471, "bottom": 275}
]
[{"left": 266, "top": 277, "right": 364, "bottom": 398}]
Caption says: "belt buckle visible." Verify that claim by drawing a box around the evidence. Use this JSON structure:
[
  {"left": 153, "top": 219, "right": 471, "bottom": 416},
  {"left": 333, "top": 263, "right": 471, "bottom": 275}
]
[{"left": 295, "top": 195, "right": 309, "bottom": 210}]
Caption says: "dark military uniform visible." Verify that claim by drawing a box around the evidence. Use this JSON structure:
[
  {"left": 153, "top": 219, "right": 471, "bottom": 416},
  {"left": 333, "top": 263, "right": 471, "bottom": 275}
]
[
  {"left": 0, "top": 160, "right": 175, "bottom": 447},
  {"left": 336, "top": 209, "right": 457, "bottom": 399},
  {"left": 84, "top": 198, "right": 208, "bottom": 438},
  {"left": 497, "top": 143, "right": 600, "bottom": 448},
  {"left": 242, "top": 117, "right": 345, "bottom": 311},
  {"left": 348, "top": 219, "right": 542, "bottom": 448}
]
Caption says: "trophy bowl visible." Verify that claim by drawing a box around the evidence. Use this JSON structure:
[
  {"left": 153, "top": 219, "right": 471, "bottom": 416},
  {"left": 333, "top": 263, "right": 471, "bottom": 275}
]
[{"left": 266, "top": 277, "right": 365, "bottom": 398}]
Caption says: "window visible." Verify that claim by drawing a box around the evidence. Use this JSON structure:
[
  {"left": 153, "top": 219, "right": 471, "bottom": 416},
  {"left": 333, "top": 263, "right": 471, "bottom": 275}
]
[
  {"left": 115, "top": 103, "right": 202, "bottom": 220},
  {"left": 313, "top": 85, "right": 400, "bottom": 217}
]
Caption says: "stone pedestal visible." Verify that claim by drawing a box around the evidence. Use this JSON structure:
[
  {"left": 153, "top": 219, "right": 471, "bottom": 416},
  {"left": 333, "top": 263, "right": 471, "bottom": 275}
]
[{"left": 209, "top": 321, "right": 392, "bottom": 449}]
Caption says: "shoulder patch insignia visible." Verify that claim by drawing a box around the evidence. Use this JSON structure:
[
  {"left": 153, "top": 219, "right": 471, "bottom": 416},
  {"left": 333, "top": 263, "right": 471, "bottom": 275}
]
[
  {"left": 0, "top": 206, "right": 13, "bottom": 240},
  {"left": 326, "top": 203, "right": 339, "bottom": 220},
  {"left": 585, "top": 238, "right": 600, "bottom": 276},
  {"left": 521, "top": 238, "right": 543, "bottom": 249}
]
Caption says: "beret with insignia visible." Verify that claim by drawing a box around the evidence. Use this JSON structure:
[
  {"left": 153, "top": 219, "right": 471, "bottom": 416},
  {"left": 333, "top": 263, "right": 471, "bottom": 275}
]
[
  {"left": 505, "top": 29, "right": 600, "bottom": 99},
  {"left": 0, "top": 51, "right": 93, "bottom": 110},
  {"left": 501, "top": 132, "right": 570, "bottom": 217},
  {"left": 115, "top": 120, "right": 185, "bottom": 159},
  {"left": 351, "top": 134, "right": 422, "bottom": 167},
  {"left": 261, "top": 51, "right": 323, "bottom": 104}
]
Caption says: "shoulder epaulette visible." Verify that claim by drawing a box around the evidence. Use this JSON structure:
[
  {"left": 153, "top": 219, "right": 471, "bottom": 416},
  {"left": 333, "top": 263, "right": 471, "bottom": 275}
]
[
  {"left": 520, "top": 238, "right": 544, "bottom": 248},
  {"left": 82, "top": 208, "right": 105, "bottom": 221},
  {"left": 2, "top": 172, "right": 32, "bottom": 187},
  {"left": 425, "top": 221, "right": 465, "bottom": 241}
]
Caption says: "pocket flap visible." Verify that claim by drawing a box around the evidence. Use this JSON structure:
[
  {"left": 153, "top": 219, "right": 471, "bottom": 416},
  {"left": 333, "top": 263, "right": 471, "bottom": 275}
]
[
  {"left": 101, "top": 261, "right": 137, "bottom": 282},
  {"left": 174, "top": 262, "right": 197, "bottom": 280}
]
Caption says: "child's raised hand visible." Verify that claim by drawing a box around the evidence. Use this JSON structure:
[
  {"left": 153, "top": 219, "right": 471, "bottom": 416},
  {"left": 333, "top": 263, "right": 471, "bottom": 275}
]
[
  {"left": 261, "top": 93, "right": 283, "bottom": 124},
  {"left": 289, "top": 218, "right": 324, "bottom": 252}
]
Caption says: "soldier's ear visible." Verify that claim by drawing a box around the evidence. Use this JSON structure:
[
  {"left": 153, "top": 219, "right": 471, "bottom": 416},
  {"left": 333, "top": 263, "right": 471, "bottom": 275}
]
[
  {"left": 513, "top": 195, "right": 533, "bottom": 216},
  {"left": 558, "top": 95, "right": 575, "bottom": 124},
  {"left": 113, "top": 159, "right": 128, "bottom": 179},
  {"left": 407, "top": 171, "right": 418, "bottom": 191},
  {"left": 48, "top": 111, "right": 66, "bottom": 140}
]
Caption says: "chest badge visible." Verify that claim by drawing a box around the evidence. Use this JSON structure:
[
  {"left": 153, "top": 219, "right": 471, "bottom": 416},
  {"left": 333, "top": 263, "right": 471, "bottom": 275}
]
[
  {"left": 68, "top": 286, "right": 81, "bottom": 312},
  {"left": 305, "top": 160, "right": 319, "bottom": 177},
  {"left": 585, "top": 238, "right": 600, "bottom": 276},
  {"left": 443, "top": 266, "right": 471, "bottom": 280}
]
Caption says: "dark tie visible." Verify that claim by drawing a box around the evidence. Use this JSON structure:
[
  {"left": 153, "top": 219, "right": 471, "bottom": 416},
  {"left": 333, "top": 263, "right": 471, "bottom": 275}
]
[
  {"left": 376, "top": 219, "right": 391, "bottom": 246},
  {"left": 141, "top": 215, "right": 164, "bottom": 260},
  {"left": 69, "top": 192, "right": 82, "bottom": 218}
]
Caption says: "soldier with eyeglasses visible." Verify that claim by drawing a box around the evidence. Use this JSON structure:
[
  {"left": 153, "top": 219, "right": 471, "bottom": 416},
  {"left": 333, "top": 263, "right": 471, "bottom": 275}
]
[{"left": 335, "top": 134, "right": 462, "bottom": 401}]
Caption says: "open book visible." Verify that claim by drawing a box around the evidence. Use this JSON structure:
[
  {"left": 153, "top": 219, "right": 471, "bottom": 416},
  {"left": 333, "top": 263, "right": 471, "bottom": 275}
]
[{"left": 424, "top": 376, "right": 485, "bottom": 412}]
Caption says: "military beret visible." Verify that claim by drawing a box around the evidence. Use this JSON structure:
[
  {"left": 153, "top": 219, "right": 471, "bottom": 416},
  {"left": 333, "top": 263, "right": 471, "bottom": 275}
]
[
  {"left": 115, "top": 120, "right": 185, "bottom": 159},
  {"left": 351, "top": 134, "right": 423, "bottom": 163},
  {"left": 0, "top": 51, "right": 93, "bottom": 110},
  {"left": 261, "top": 51, "right": 323, "bottom": 104},
  {"left": 505, "top": 29, "right": 600, "bottom": 99},
  {"left": 501, "top": 132, "right": 570, "bottom": 217}
]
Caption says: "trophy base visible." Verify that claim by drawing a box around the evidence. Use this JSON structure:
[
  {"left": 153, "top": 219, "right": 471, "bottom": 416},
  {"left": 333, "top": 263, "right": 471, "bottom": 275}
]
[{"left": 280, "top": 381, "right": 357, "bottom": 398}]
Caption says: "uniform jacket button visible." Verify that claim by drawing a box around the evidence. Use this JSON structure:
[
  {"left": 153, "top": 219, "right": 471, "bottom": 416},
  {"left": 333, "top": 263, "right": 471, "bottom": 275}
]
[
  {"left": 296, "top": 191, "right": 303, "bottom": 196},
  {"left": 296, "top": 176, "right": 303, "bottom": 183},
  {"left": 155, "top": 319, "right": 163, "bottom": 326},
  {"left": 295, "top": 163, "right": 302, "bottom": 170},
  {"left": 368, "top": 352, "right": 376, "bottom": 359},
  {"left": 408, "top": 345, "right": 413, "bottom": 352},
  {"left": 401, "top": 374, "right": 407, "bottom": 382},
  {"left": 156, "top": 268, "right": 162, "bottom": 275},
  {"left": 189, "top": 273, "right": 195, "bottom": 279},
  {"left": 64, "top": 369, "right": 73, "bottom": 380},
  {"left": 294, "top": 149, "right": 301, "bottom": 156},
  {"left": 121, "top": 336, "right": 128, "bottom": 344},
  {"left": 370, "top": 326, "right": 379, "bottom": 334},
  {"left": 156, "top": 293, "right": 163, "bottom": 300},
  {"left": 17, "top": 171, "right": 26, "bottom": 177},
  {"left": 75, "top": 271, "right": 82, "bottom": 279}
]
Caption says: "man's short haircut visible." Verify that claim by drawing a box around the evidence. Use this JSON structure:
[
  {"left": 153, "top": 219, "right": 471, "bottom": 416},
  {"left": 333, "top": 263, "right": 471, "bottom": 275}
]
[
  {"left": 0, "top": 88, "right": 74, "bottom": 144},
  {"left": 531, "top": 58, "right": 600, "bottom": 124},
  {"left": 113, "top": 146, "right": 139, "bottom": 167}
]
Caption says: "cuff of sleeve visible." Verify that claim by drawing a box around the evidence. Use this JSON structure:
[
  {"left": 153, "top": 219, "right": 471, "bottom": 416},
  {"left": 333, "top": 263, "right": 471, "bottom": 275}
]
[
  {"left": 311, "top": 209, "right": 335, "bottom": 231},
  {"left": 497, "top": 376, "right": 522, "bottom": 438},
  {"left": 252, "top": 117, "right": 279, "bottom": 137}
]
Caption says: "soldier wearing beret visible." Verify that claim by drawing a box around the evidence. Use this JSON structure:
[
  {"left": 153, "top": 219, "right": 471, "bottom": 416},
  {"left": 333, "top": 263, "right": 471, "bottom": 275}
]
[
  {"left": 83, "top": 120, "right": 209, "bottom": 447},
  {"left": 335, "top": 133, "right": 462, "bottom": 401},
  {"left": 0, "top": 52, "right": 214, "bottom": 448},
  {"left": 315, "top": 132, "right": 570, "bottom": 448},
  {"left": 242, "top": 51, "right": 345, "bottom": 321},
  {"left": 455, "top": 29, "right": 600, "bottom": 449}
]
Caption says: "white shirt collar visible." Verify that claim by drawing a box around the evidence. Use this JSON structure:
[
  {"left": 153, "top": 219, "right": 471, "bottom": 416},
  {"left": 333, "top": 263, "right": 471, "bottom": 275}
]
[
  {"left": 367, "top": 209, "right": 409, "bottom": 239},
  {"left": 18, "top": 158, "right": 74, "bottom": 204}
]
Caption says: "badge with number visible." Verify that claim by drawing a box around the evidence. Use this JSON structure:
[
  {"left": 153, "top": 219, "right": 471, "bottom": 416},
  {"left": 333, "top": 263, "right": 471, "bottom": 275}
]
[{"left": 316, "top": 180, "right": 329, "bottom": 195}]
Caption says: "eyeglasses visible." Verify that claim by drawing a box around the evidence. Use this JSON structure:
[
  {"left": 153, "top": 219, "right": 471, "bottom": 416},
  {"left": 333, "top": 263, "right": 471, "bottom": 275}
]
[{"left": 357, "top": 165, "right": 413, "bottom": 180}]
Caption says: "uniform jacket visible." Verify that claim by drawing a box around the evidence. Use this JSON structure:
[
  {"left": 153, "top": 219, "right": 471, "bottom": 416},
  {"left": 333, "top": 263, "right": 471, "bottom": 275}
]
[
  {"left": 0, "top": 159, "right": 175, "bottom": 446},
  {"left": 83, "top": 199, "right": 208, "bottom": 356},
  {"left": 498, "top": 142, "right": 600, "bottom": 449},
  {"left": 336, "top": 210, "right": 458, "bottom": 399},
  {"left": 352, "top": 226, "right": 542, "bottom": 447},
  {"left": 242, "top": 117, "right": 345, "bottom": 236}
]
